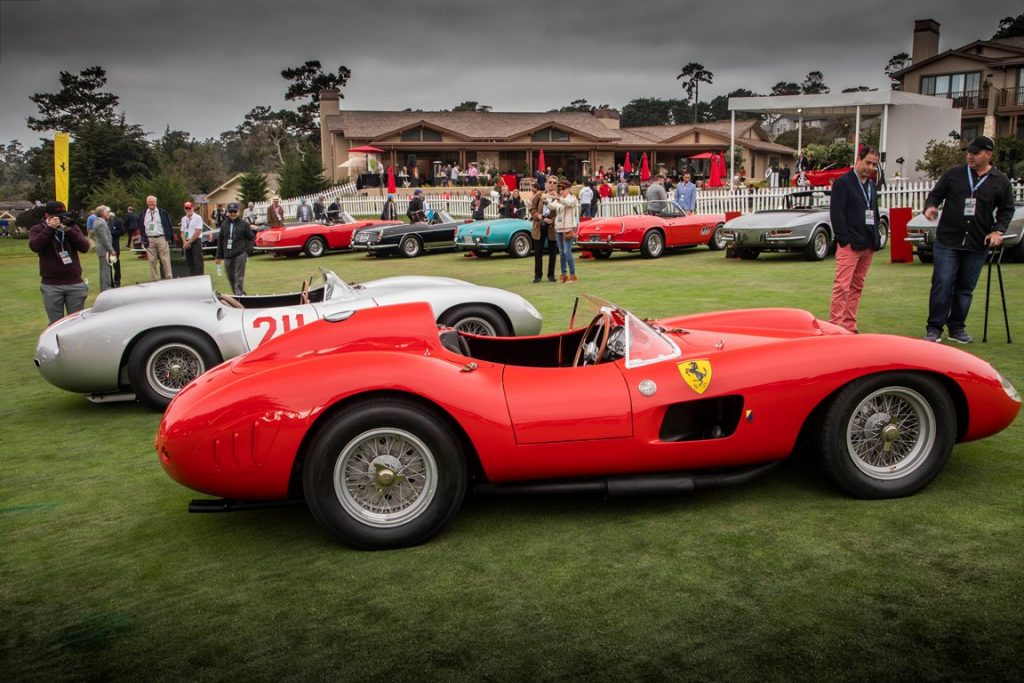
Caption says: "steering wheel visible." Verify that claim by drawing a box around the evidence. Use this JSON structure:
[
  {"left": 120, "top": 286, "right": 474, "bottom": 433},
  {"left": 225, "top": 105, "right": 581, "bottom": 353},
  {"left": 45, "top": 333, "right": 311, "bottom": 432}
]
[
  {"left": 299, "top": 278, "right": 310, "bottom": 305},
  {"left": 573, "top": 312, "right": 612, "bottom": 367}
]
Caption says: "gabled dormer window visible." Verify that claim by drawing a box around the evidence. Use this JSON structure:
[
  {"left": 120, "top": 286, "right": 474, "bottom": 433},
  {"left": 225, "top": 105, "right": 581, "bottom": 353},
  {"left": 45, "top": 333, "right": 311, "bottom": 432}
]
[
  {"left": 531, "top": 128, "right": 570, "bottom": 142},
  {"left": 401, "top": 127, "right": 443, "bottom": 142}
]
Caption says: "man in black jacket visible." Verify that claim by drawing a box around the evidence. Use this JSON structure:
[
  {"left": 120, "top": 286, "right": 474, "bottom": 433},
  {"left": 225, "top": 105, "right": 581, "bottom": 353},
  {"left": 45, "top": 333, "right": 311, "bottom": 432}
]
[
  {"left": 922, "top": 136, "right": 1015, "bottom": 343},
  {"left": 214, "top": 203, "right": 255, "bottom": 295},
  {"left": 828, "top": 145, "right": 881, "bottom": 333},
  {"left": 407, "top": 189, "right": 426, "bottom": 223}
]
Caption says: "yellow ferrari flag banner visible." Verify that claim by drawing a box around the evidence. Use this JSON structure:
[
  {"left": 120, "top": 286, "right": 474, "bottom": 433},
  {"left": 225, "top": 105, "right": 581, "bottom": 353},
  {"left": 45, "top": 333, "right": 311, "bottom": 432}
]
[{"left": 53, "top": 132, "right": 70, "bottom": 207}]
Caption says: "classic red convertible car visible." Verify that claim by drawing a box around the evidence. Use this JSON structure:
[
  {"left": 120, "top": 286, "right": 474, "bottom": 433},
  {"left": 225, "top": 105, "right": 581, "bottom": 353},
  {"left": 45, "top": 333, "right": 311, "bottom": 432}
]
[
  {"left": 158, "top": 297, "right": 1020, "bottom": 550},
  {"left": 576, "top": 204, "right": 727, "bottom": 258},
  {"left": 254, "top": 212, "right": 402, "bottom": 257}
]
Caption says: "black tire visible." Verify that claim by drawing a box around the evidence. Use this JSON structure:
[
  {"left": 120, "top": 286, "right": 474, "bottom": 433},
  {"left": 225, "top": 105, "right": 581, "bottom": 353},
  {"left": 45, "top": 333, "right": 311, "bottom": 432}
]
[
  {"left": 708, "top": 223, "right": 727, "bottom": 251},
  {"left": 304, "top": 236, "right": 326, "bottom": 258},
  {"left": 738, "top": 248, "right": 760, "bottom": 260},
  {"left": 400, "top": 235, "right": 422, "bottom": 258},
  {"left": 302, "top": 399, "right": 467, "bottom": 549},
  {"left": 592, "top": 249, "right": 613, "bottom": 260},
  {"left": 640, "top": 229, "right": 664, "bottom": 259},
  {"left": 508, "top": 232, "right": 532, "bottom": 258},
  {"left": 878, "top": 218, "right": 889, "bottom": 250},
  {"left": 918, "top": 250, "right": 934, "bottom": 264},
  {"left": 803, "top": 226, "right": 830, "bottom": 261},
  {"left": 438, "top": 304, "right": 511, "bottom": 336},
  {"left": 818, "top": 372, "right": 955, "bottom": 499},
  {"left": 127, "top": 328, "right": 222, "bottom": 410}
]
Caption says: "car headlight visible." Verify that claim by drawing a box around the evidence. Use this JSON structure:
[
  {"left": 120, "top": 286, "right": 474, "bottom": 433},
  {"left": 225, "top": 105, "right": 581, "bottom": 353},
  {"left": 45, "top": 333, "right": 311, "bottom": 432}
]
[{"left": 996, "top": 370, "right": 1021, "bottom": 403}]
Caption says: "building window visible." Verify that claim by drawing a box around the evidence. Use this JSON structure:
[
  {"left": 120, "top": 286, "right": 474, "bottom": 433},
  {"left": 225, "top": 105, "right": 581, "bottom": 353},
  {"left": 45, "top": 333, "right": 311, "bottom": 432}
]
[
  {"left": 920, "top": 71, "right": 981, "bottom": 97},
  {"left": 400, "top": 127, "right": 444, "bottom": 142},
  {"left": 531, "top": 128, "right": 570, "bottom": 142},
  {"left": 961, "top": 125, "right": 979, "bottom": 141}
]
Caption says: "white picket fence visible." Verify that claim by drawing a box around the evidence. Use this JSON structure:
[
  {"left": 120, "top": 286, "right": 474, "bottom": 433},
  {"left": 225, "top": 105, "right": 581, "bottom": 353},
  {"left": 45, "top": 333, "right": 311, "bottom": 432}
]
[
  {"left": 595, "top": 180, "right": 1024, "bottom": 218},
  {"left": 249, "top": 181, "right": 357, "bottom": 222}
]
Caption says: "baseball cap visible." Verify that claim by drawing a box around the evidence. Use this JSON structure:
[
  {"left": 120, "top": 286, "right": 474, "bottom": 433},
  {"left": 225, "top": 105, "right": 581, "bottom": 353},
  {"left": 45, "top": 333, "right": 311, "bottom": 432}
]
[
  {"left": 226, "top": 202, "right": 240, "bottom": 212},
  {"left": 184, "top": 201, "right": 194, "bottom": 209},
  {"left": 44, "top": 200, "right": 66, "bottom": 215},
  {"left": 966, "top": 135, "right": 994, "bottom": 153},
  {"left": 413, "top": 189, "right": 423, "bottom": 195}
]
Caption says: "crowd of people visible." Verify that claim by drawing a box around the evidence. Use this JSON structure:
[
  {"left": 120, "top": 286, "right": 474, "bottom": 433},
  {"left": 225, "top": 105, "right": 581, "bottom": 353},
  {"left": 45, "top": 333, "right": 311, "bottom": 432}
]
[{"left": 27, "top": 135, "right": 1016, "bottom": 344}]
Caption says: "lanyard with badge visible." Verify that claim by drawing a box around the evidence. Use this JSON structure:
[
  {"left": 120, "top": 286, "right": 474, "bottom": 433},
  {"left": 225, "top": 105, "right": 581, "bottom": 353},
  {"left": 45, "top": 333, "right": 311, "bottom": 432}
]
[
  {"left": 964, "top": 166, "right": 986, "bottom": 217},
  {"left": 858, "top": 176, "right": 875, "bottom": 226},
  {"left": 54, "top": 227, "right": 73, "bottom": 265},
  {"left": 226, "top": 220, "right": 235, "bottom": 251}
]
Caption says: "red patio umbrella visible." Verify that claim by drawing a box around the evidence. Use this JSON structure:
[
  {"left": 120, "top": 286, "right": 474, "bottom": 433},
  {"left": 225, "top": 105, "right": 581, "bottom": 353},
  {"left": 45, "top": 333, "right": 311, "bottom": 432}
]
[
  {"left": 386, "top": 165, "right": 397, "bottom": 193},
  {"left": 537, "top": 149, "right": 546, "bottom": 173},
  {"left": 689, "top": 151, "right": 713, "bottom": 159},
  {"left": 348, "top": 145, "right": 385, "bottom": 153},
  {"left": 639, "top": 153, "right": 651, "bottom": 182},
  {"left": 623, "top": 153, "right": 632, "bottom": 175},
  {"left": 708, "top": 152, "right": 724, "bottom": 188}
]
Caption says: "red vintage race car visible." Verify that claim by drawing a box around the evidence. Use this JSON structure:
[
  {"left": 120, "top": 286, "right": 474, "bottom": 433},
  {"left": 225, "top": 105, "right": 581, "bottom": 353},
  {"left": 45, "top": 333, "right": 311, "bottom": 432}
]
[
  {"left": 576, "top": 204, "right": 727, "bottom": 258},
  {"left": 157, "top": 297, "right": 1020, "bottom": 550},
  {"left": 254, "top": 212, "right": 402, "bottom": 257}
]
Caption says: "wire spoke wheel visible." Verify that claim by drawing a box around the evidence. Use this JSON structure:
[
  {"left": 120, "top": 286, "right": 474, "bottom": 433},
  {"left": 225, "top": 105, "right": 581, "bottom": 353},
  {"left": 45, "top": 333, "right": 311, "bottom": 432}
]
[
  {"left": 147, "top": 344, "right": 205, "bottom": 398},
  {"left": 333, "top": 428, "right": 438, "bottom": 528},
  {"left": 451, "top": 316, "right": 497, "bottom": 336},
  {"left": 846, "top": 387, "right": 935, "bottom": 479}
]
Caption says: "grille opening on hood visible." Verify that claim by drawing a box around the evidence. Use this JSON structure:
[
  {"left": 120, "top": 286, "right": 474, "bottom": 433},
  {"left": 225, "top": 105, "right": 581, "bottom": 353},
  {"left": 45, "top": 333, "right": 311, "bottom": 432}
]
[{"left": 659, "top": 395, "right": 744, "bottom": 442}]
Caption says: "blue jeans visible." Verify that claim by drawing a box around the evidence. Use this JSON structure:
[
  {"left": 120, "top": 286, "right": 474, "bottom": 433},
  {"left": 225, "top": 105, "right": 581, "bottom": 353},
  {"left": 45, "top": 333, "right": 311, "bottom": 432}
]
[
  {"left": 557, "top": 233, "right": 575, "bottom": 275},
  {"left": 927, "top": 242, "right": 987, "bottom": 334}
]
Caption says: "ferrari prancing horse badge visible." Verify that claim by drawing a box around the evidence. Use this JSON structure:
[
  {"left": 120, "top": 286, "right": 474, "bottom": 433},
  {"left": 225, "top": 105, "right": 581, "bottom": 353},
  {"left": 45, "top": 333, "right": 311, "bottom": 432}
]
[{"left": 679, "top": 359, "right": 712, "bottom": 394}]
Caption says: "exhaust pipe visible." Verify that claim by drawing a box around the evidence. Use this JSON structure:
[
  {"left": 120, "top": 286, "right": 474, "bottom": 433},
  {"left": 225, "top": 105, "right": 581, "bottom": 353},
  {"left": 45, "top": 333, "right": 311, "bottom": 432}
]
[{"left": 473, "top": 462, "right": 779, "bottom": 498}]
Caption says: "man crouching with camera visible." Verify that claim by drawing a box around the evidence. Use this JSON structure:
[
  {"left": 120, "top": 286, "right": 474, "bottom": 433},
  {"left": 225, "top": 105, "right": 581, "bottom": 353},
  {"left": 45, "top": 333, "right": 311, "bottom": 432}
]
[{"left": 29, "top": 200, "right": 90, "bottom": 324}]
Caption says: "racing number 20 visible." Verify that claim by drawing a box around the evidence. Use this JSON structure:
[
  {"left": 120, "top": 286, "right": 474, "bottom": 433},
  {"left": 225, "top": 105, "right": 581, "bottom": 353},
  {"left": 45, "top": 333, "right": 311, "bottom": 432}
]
[{"left": 252, "top": 313, "right": 306, "bottom": 346}]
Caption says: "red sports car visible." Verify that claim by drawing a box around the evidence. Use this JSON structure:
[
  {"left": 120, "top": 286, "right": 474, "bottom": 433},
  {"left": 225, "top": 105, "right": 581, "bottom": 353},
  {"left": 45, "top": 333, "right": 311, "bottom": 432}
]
[
  {"left": 254, "top": 212, "right": 402, "bottom": 257},
  {"left": 576, "top": 204, "right": 727, "bottom": 258},
  {"left": 157, "top": 297, "right": 1020, "bottom": 550},
  {"left": 794, "top": 164, "right": 852, "bottom": 187}
]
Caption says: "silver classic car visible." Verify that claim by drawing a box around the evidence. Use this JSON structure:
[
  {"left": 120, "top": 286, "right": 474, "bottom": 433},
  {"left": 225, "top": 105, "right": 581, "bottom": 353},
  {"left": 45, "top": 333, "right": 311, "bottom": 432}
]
[
  {"left": 721, "top": 191, "right": 890, "bottom": 261},
  {"left": 35, "top": 269, "right": 543, "bottom": 409},
  {"left": 906, "top": 202, "right": 1024, "bottom": 263}
]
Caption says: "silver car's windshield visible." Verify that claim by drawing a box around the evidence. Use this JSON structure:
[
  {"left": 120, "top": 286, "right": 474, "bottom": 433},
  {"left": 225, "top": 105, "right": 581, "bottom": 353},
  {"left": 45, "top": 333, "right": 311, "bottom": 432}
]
[
  {"left": 578, "top": 294, "right": 680, "bottom": 369},
  {"left": 321, "top": 269, "right": 356, "bottom": 301}
]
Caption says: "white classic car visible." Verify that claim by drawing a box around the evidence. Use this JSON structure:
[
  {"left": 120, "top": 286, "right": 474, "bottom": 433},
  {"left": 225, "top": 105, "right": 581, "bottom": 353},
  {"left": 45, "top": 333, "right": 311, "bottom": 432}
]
[
  {"left": 34, "top": 269, "right": 543, "bottom": 409},
  {"left": 906, "top": 202, "right": 1024, "bottom": 263}
]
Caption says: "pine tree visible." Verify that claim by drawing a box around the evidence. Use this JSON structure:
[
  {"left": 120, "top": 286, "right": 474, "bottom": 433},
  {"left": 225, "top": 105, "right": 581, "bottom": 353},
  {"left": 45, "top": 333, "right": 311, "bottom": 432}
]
[{"left": 238, "top": 172, "right": 269, "bottom": 205}]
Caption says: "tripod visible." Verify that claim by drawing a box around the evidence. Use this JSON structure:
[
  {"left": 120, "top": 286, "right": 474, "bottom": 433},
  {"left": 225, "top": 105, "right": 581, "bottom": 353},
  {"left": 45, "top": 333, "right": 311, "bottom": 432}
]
[{"left": 982, "top": 245, "right": 1011, "bottom": 343}]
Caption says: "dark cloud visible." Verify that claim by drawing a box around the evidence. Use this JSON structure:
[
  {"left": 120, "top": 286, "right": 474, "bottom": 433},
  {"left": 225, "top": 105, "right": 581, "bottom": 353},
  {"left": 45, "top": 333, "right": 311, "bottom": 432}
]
[{"left": 1, "top": 0, "right": 1020, "bottom": 145}]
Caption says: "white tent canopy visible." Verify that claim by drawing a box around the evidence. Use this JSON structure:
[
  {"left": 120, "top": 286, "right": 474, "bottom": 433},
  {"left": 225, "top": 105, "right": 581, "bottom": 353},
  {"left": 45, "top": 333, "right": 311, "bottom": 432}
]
[{"left": 728, "top": 91, "right": 958, "bottom": 186}]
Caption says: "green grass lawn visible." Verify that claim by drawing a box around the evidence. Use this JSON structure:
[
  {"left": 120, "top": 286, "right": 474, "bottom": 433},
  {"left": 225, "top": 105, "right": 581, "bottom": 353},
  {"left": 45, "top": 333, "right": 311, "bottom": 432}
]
[{"left": 2, "top": 238, "right": 1022, "bottom": 681}]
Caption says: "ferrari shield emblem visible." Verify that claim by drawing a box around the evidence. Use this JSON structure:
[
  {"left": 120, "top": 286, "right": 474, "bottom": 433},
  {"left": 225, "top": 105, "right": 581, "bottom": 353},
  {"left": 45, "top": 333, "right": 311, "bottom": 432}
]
[{"left": 679, "top": 360, "right": 712, "bottom": 395}]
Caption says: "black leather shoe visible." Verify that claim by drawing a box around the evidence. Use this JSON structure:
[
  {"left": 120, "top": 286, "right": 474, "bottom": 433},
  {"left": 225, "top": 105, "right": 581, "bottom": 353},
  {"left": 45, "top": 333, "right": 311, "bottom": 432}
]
[{"left": 532, "top": 277, "right": 541, "bottom": 283}]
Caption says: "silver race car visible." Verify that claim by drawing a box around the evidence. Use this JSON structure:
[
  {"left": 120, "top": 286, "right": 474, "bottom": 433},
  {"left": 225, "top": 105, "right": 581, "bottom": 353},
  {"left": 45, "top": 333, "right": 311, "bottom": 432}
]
[
  {"left": 906, "top": 202, "right": 1024, "bottom": 263},
  {"left": 721, "top": 190, "right": 890, "bottom": 261},
  {"left": 35, "top": 269, "right": 543, "bottom": 410}
]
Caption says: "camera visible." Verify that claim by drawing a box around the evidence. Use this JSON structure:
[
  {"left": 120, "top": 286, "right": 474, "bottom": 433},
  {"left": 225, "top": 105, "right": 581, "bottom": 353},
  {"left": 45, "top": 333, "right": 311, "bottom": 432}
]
[{"left": 57, "top": 212, "right": 78, "bottom": 227}]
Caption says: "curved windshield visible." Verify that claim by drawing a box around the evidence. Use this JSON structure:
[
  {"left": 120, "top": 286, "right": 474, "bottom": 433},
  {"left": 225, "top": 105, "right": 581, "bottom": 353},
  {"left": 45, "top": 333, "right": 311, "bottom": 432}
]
[
  {"left": 321, "top": 269, "right": 356, "bottom": 301},
  {"left": 339, "top": 211, "right": 356, "bottom": 224},
  {"left": 578, "top": 294, "right": 680, "bottom": 369}
]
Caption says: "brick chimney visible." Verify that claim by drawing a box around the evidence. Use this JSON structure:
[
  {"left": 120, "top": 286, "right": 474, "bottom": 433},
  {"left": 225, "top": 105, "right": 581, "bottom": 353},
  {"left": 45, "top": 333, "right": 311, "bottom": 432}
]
[
  {"left": 912, "top": 19, "right": 940, "bottom": 64},
  {"left": 319, "top": 89, "right": 341, "bottom": 183}
]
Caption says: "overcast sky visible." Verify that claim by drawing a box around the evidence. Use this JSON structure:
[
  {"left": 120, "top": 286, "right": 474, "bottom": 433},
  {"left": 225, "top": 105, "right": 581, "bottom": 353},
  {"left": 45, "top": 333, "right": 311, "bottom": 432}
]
[{"left": 1, "top": 0, "right": 1020, "bottom": 146}]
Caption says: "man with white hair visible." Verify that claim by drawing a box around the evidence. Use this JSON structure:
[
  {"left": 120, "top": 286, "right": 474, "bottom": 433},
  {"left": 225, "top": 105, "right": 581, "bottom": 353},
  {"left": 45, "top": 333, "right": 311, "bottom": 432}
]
[{"left": 139, "top": 195, "right": 174, "bottom": 280}]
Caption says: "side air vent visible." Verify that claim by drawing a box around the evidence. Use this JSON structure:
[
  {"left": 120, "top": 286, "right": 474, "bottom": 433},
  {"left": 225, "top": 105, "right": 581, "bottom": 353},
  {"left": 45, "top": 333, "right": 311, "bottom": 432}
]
[{"left": 659, "top": 395, "right": 744, "bottom": 442}]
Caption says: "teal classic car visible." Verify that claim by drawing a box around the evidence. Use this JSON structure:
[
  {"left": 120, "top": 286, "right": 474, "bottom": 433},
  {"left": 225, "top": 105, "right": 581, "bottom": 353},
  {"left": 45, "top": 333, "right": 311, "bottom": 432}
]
[{"left": 455, "top": 218, "right": 535, "bottom": 258}]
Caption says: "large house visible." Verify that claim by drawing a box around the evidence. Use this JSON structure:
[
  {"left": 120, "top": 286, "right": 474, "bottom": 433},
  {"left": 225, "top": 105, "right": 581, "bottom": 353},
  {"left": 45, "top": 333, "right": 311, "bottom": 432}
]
[
  {"left": 317, "top": 89, "right": 796, "bottom": 186},
  {"left": 894, "top": 18, "right": 1024, "bottom": 141}
]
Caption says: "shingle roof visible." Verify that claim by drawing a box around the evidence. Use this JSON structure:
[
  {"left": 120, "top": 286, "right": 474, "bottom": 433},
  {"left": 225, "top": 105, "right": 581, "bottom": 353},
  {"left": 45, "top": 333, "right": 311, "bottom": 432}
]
[{"left": 328, "top": 111, "right": 621, "bottom": 142}]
